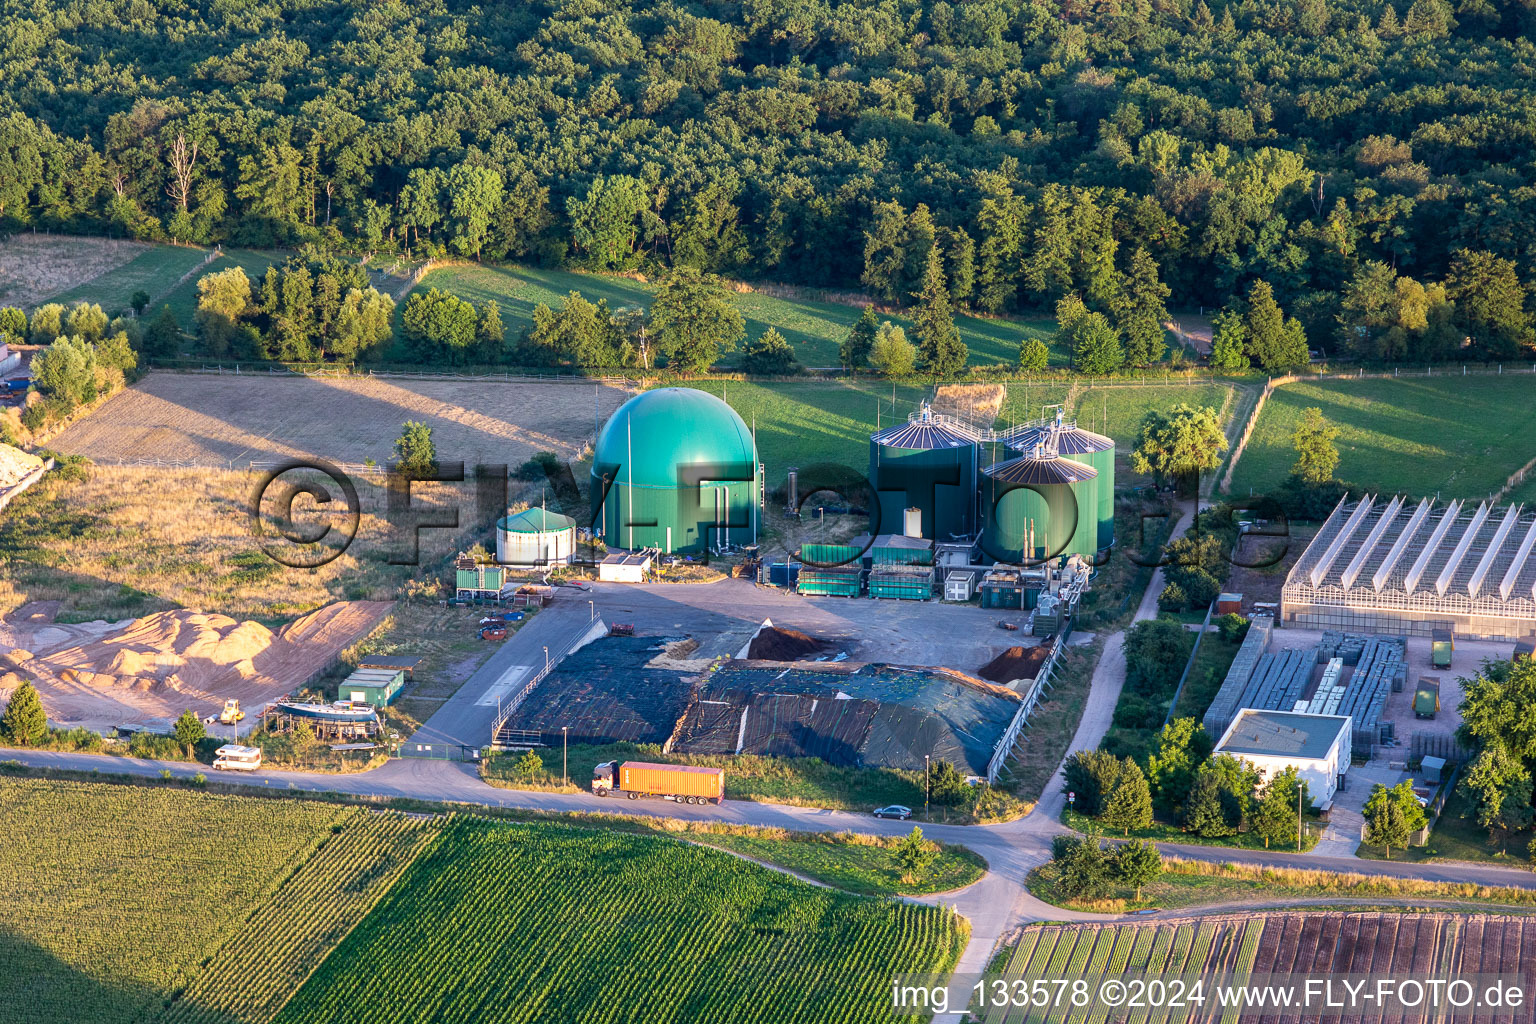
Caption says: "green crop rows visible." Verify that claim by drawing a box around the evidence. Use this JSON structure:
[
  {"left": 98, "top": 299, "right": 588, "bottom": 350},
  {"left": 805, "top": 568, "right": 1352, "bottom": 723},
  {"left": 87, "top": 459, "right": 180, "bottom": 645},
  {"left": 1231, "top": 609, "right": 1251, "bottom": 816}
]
[
  {"left": 273, "top": 817, "right": 968, "bottom": 1024},
  {"left": 155, "top": 809, "right": 442, "bottom": 1024},
  {"left": 0, "top": 778, "right": 355, "bottom": 1024},
  {"left": 983, "top": 914, "right": 1536, "bottom": 1024}
]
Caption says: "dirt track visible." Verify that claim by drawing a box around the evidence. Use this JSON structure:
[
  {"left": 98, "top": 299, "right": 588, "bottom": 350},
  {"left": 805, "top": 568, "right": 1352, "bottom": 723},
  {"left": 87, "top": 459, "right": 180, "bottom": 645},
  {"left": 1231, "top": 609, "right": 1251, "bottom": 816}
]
[{"left": 48, "top": 372, "right": 635, "bottom": 468}]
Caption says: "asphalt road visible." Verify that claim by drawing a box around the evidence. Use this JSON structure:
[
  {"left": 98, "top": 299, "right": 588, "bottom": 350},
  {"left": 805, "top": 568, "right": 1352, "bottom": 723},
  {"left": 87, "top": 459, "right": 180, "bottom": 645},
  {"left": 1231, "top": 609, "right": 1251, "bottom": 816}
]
[{"left": 403, "top": 599, "right": 592, "bottom": 752}]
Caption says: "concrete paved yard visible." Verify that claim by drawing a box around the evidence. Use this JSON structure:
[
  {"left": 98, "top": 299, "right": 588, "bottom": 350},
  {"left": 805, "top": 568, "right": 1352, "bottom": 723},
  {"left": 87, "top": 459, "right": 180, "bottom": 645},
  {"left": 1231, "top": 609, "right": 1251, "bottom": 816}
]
[{"left": 590, "top": 578, "right": 1029, "bottom": 678}]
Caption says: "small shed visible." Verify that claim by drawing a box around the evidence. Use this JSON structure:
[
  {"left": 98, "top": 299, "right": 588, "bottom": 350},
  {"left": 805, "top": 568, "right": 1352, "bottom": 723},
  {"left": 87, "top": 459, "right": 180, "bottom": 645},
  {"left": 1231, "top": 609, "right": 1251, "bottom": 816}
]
[
  {"left": 1216, "top": 592, "right": 1243, "bottom": 615},
  {"left": 356, "top": 655, "right": 422, "bottom": 680},
  {"left": 598, "top": 548, "right": 656, "bottom": 583},
  {"left": 340, "top": 667, "right": 406, "bottom": 706},
  {"left": 944, "top": 570, "right": 976, "bottom": 602},
  {"left": 1420, "top": 754, "right": 1447, "bottom": 785}
]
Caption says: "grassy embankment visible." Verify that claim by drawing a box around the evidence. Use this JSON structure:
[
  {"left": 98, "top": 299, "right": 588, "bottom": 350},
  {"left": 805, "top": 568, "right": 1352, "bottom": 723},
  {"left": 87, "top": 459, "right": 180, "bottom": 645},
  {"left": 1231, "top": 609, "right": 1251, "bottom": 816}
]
[
  {"left": 1061, "top": 806, "right": 1322, "bottom": 853},
  {"left": 1028, "top": 855, "right": 1536, "bottom": 915},
  {"left": 482, "top": 740, "right": 1025, "bottom": 824}
]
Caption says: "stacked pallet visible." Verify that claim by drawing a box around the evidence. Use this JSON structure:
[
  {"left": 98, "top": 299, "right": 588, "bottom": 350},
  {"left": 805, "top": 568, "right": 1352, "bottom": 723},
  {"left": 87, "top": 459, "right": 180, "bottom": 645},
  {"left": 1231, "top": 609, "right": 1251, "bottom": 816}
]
[{"left": 1202, "top": 614, "right": 1274, "bottom": 737}]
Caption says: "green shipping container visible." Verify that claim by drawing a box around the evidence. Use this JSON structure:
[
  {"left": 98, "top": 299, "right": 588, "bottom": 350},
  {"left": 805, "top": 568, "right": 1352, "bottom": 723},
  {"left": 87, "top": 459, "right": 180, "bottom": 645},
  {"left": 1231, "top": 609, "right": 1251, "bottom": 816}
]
[
  {"left": 798, "top": 571, "right": 862, "bottom": 597},
  {"left": 869, "top": 575, "right": 931, "bottom": 600}
]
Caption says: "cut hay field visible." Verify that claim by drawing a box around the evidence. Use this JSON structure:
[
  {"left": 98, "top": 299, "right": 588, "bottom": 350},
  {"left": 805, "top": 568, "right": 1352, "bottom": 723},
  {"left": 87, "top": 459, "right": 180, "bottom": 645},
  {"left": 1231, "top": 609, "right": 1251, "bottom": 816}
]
[
  {"left": 0, "top": 235, "right": 154, "bottom": 310},
  {"left": 46, "top": 244, "right": 211, "bottom": 314},
  {"left": 982, "top": 912, "right": 1533, "bottom": 1023},
  {"left": 47, "top": 371, "right": 633, "bottom": 468},
  {"left": 407, "top": 263, "right": 1060, "bottom": 369},
  {"left": 273, "top": 815, "right": 968, "bottom": 1024},
  {"left": 1226, "top": 375, "right": 1536, "bottom": 501},
  {"left": 0, "top": 778, "right": 431, "bottom": 1024},
  {"left": 0, "top": 463, "right": 487, "bottom": 622}
]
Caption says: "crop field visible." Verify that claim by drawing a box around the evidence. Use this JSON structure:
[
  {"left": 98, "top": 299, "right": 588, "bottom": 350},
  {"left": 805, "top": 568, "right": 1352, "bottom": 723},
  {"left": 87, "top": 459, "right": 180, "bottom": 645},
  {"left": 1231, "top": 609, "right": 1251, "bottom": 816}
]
[
  {"left": 158, "top": 248, "right": 284, "bottom": 327},
  {"left": 155, "top": 810, "right": 440, "bottom": 1024},
  {"left": 47, "top": 371, "right": 633, "bottom": 468},
  {"left": 982, "top": 912, "right": 1533, "bottom": 1023},
  {"left": 0, "top": 778, "right": 366, "bottom": 1024},
  {"left": 47, "top": 244, "right": 211, "bottom": 314},
  {"left": 409, "top": 263, "right": 1059, "bottom": 369},
  {"left": 273, "top": 816, "right": 968, "bottom": 1024},
  {"left": 1227, "top": 375, "right": 1536, "bottom": 501},
  {"left": 0, "top": 235, "right": 153, "bottom": 310}
]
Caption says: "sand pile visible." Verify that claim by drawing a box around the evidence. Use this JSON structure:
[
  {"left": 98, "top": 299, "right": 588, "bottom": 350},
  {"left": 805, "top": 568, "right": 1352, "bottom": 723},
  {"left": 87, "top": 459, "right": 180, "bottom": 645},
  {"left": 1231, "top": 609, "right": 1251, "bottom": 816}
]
[
  {"left": 27, "top": 601, "right": 392, "bottom": 731},
  {"left": 748, "top": 626, "right": 825, "bottom": 661},
  {"left": 977, "top": 644, "right": 1050, "bottom": 685},
  {"left": 0, "top": 443, "right": 45, "bottom": 489}
]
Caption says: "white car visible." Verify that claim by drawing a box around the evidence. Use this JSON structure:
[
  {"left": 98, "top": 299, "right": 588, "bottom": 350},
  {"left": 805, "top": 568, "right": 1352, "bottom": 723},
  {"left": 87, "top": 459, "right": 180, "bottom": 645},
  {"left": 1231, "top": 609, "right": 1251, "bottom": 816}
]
[{"left": 873, "top": 804, "right": 912, "bottom": 820}]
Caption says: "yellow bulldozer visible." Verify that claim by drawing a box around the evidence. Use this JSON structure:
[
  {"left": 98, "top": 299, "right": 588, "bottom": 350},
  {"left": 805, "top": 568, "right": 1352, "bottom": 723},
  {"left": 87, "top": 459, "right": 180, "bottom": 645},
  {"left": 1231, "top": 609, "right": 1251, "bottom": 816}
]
[{"left": 218, "top": 699, "right": 245, "bottom": 725}]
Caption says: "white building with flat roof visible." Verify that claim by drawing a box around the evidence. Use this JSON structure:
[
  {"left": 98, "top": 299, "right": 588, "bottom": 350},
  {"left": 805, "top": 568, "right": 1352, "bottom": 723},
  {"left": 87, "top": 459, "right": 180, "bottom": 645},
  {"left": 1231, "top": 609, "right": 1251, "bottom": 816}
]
[{"left": 1214, "top": 709, "right": 1352, "bottom": 809}]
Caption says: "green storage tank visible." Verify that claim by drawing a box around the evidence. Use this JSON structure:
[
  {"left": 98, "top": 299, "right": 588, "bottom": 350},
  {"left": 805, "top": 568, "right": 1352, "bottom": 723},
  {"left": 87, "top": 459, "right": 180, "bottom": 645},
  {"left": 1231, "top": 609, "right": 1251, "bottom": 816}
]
[
  {"left": 1009, "top": 413, "right": 1116, "bottom": 551},
  {"left": 591, "top": 389, "right": 760, "bottom": 555},
  {"left": 979, "top": 448, "right": 1097, "bottom": 564},
  {"left": 868, "top": 407, "right": 979, "bottom": 541}
]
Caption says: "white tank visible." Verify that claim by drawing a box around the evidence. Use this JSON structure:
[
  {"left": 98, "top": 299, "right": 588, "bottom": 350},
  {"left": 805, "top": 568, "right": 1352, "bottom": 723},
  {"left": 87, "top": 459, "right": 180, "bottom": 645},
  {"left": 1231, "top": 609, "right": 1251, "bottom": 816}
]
[{"left": 496, "top": 508, "right": 576, "bottom": 567}]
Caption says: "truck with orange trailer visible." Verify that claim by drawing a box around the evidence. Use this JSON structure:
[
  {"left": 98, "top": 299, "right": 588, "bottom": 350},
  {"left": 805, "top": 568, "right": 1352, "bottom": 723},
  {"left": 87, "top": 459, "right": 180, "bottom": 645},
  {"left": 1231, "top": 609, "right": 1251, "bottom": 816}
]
[{"left": 591, "top": 761, "right": 724, "bottom": 805}]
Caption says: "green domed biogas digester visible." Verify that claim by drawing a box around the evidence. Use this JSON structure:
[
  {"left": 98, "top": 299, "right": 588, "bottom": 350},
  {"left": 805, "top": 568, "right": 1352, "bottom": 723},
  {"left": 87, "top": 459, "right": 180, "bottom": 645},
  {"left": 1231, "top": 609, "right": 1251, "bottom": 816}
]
[
  {"left": 590, "top": 388, "right": 760, "bottom": 554},
  {"left": 979, "top": 449, "right": 1097, "bottom": 564},
  {"left": 868, "top": 411, "right": 979, "bottom": 541},
  {"left": 1010, "top": 412, "right": 1116, "bottom": 551}
]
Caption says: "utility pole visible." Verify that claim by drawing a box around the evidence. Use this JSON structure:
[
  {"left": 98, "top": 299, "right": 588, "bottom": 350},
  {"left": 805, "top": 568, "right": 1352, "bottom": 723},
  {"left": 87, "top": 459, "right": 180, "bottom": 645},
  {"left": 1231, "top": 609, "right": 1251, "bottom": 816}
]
[
  {"left": 563, "top": 726, "right": 569, "bottom": 788},
  {"left": 1297, "top": 780, "right": 1303, "bottom": 852},
  {"left": 924, "top": 755, "right": 931, "bottom": 822}
]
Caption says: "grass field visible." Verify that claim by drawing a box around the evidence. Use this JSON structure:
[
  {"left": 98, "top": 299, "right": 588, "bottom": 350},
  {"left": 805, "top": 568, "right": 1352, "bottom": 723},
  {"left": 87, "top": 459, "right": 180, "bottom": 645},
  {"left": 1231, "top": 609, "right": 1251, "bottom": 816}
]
[
  {"left": 1029, "top": 856, "right": 1536, "bottom": 916},
  {"left": 691, "top": 827, "right": 985, "bottom": 896},
  {"left": 408, "top": 263, "right": 1060, "bottom": 369},
  {"left": 47, "top": 244, "right": 210, "bottom": 313},
  {"left": 272, "top": 815, "right": 968, "bottom": 1024},
  {"left": 1227, "top": 375, "right": 1536, "bottom": 500},
  {"left": 158, "top": 248, "right": 284, "bottom": 327},
  {"left": 0, "top": 778, "right": 368, "bottom": 1024}
]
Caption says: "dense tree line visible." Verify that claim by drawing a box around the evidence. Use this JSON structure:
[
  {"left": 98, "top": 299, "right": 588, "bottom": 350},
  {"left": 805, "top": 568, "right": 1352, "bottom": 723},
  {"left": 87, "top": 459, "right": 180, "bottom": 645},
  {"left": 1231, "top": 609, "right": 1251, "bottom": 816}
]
[{"left": 3, "top": 0, "right": 1536, "bottom": 362}]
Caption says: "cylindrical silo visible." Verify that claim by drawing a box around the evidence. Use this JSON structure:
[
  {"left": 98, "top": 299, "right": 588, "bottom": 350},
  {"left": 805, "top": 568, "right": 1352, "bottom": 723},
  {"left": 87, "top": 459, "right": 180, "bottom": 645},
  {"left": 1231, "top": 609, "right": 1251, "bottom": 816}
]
[
  {"left": 497, "top": 507, "right": 577, "bottom": 566},
  {"left": 868, "top": 406, "right": 979, "bottom": 541},
  {"left": 979, "top": 447, "right": 1097, "bottom": 564},
  {"left": 1008, "top": 411, "right": 1116, "bottom": 551}
]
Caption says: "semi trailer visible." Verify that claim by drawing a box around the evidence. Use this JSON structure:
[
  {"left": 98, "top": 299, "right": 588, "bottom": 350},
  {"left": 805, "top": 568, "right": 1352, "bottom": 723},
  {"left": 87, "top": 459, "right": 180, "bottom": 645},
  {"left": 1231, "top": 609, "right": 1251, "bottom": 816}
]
[{"left": 591, "top": 760, "right": 724, "bottom": 804}]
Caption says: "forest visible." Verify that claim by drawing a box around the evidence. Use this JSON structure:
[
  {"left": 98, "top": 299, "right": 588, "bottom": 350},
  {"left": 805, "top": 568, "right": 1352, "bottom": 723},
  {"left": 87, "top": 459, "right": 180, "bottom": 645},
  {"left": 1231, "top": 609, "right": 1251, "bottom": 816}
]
[{"left": 2, "top": 0, "right": 1535, "bottom": 362}]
